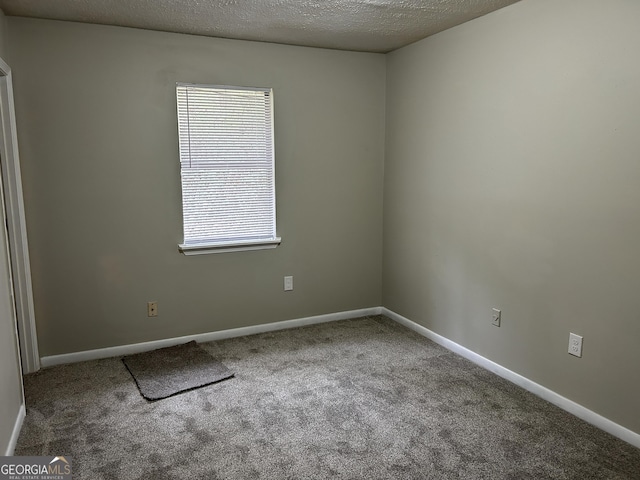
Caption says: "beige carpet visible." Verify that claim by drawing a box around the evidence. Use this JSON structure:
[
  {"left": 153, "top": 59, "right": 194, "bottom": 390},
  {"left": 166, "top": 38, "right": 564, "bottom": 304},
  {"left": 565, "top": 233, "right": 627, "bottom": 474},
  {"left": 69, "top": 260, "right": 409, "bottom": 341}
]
[{"left": 15, "top": 315, "right": 640, "bottom": 479}]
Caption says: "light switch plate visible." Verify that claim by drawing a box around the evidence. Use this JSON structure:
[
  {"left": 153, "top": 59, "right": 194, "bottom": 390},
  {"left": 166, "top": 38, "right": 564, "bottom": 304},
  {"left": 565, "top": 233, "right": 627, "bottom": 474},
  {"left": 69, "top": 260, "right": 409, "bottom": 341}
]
[{"left": 492, "top": 308, "right": 501, "bottom": 327}]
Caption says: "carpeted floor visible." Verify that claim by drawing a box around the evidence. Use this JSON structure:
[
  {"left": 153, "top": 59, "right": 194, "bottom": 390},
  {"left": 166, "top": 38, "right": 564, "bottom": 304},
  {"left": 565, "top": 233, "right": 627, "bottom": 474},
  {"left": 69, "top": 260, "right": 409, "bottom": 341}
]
[{"left": 15, "top": 315, "right": 640, "bottom": 479}]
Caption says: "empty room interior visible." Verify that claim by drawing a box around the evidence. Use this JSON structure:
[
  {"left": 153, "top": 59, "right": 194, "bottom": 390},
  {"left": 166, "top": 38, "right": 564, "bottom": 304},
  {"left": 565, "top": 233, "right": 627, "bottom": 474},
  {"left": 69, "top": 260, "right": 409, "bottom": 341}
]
[{"left": 1, "top": 0, "right": 640, "bottom": 478}]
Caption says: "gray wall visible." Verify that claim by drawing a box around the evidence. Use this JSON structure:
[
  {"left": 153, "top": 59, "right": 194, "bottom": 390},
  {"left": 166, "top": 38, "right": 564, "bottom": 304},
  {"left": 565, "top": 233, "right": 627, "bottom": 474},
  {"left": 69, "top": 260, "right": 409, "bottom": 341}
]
[
  {"left": 8, "top": 18, "right": 385, "bottom": 356},
  {"left": 384, "top": 0, "right": 640, "bottom": 434},
  {"left": 0, "top": 9, "right": 6, "bottom": 57},
  {"left": 0, "top": 7, "right": 24, "bottom": 455},
  {"left": 8, "top": 0, "right": 640, "bottom": 439}
]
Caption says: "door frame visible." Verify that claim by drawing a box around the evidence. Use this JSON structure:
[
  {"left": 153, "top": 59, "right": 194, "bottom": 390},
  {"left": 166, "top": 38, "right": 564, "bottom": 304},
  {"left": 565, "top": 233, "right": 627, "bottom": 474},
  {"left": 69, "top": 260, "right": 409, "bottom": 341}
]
[{"left": 0, "top": 56, "right": 39, "bottom": 374}]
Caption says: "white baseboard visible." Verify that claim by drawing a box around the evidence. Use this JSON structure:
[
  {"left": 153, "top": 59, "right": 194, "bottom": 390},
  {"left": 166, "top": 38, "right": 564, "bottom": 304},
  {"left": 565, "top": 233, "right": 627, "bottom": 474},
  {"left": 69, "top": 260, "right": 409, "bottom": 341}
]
[
  {"left": 5, "top": 403, "right": 25, "bottom": 456},
  {"left": 38, "top": 305, "right": 639, "bottom": 448},
  {"left": 40, "top": 307, "right": 383, "bottom": 368},
  {"left": 382, "top": 307, "right": 640, "bottom": 449}
]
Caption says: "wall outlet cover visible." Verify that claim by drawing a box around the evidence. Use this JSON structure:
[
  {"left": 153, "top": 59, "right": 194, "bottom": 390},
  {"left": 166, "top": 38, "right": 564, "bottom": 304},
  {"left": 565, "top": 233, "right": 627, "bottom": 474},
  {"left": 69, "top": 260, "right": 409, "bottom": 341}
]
[
  {"left": 147, "top": 301, "right": 158, "bottom": 317},
  {"left": 568, "top": 333, "right": 583, "bottom": 357}
]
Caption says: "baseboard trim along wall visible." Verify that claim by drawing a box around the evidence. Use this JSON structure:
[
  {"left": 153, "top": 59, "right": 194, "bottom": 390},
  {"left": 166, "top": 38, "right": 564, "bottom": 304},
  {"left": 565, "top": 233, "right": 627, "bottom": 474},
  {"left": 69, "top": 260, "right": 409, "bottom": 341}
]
[
  {"left": 40, "top": 307, "right": 383, "bottom": 368},
  {"left": 381, "top": 307, "right": 640, "bottom": 449},
  {"left": 38, "top": 305, "right": 638, "bottom": 449},
  {"left": 5, "top": 403, "right": 25, "bottom": 456}
]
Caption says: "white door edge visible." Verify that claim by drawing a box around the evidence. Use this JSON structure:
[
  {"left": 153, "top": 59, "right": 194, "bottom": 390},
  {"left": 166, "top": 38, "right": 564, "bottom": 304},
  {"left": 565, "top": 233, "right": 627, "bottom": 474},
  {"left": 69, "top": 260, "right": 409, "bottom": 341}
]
[{"left": 0, "top": 56, "right": 40, "bottom": 374}]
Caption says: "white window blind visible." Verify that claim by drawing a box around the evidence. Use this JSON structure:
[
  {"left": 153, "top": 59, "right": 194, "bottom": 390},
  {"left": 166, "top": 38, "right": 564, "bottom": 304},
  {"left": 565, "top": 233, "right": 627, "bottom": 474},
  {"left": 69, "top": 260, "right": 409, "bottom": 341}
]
[{"left": 176, "top": 83, "right": 280, "bottom": 254}]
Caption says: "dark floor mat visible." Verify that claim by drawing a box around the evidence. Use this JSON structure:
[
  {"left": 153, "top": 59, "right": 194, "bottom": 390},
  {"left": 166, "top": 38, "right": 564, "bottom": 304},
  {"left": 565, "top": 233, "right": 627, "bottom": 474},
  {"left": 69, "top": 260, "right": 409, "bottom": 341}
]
[{"left": 122, "top": 341, "right": 233, "bottom": 400}]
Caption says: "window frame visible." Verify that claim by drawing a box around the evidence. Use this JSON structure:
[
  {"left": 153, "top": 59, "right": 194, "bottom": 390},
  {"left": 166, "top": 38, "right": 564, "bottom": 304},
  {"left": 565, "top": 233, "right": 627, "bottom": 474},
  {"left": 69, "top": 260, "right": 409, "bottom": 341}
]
[{"left": 175, "top": 82, "right": 281, "bottom": 255}]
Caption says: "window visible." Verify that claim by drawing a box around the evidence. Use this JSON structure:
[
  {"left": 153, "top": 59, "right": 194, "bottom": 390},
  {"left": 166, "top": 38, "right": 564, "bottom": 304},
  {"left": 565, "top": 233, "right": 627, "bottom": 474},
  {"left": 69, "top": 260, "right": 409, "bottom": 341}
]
[{"left": 176, "top": 83, "right": 280, "bottom": 255}]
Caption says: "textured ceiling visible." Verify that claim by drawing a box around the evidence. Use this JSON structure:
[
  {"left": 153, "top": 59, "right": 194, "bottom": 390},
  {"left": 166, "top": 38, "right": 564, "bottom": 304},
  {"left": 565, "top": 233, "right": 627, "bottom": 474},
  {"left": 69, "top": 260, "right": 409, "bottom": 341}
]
[{"left": 0, "top": 0, "right": 520, "bottom": 53}]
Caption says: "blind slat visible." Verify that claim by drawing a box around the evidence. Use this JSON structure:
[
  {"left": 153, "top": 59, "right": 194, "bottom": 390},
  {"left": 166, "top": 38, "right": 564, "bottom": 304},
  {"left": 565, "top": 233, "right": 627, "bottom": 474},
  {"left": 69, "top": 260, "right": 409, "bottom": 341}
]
[{"left": 177, "top": 84, "right": 277, "bottom": 245}]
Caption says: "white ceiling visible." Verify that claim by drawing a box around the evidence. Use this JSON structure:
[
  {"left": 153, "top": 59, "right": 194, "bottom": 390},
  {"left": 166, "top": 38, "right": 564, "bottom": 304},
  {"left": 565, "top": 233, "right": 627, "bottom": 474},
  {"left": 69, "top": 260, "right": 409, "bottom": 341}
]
[{"left": 0, "top": 0, "right": 520, "bottom": 53}]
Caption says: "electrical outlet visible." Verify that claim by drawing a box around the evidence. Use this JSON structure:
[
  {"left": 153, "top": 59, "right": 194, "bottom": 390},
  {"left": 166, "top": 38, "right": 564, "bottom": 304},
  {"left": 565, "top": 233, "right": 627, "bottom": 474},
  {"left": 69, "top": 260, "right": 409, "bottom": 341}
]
[
  {"left": 147, "top": 301, "right": 158, "bottom": 317},
  {"left": 284, "top": 276, "right": 293, "bottom": 291},
  {"left": 568, "top": 333, "right": 583, "bottom": 357},
  {"left": 492, "top": 308, "right": 501, "bottom": 327}
]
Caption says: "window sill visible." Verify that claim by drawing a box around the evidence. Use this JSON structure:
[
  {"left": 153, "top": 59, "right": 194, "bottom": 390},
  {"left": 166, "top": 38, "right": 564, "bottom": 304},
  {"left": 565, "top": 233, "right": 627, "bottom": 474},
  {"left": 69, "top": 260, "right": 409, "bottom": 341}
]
[{"left": 179, "top": 238, "right": 281, "bottom": 255}]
